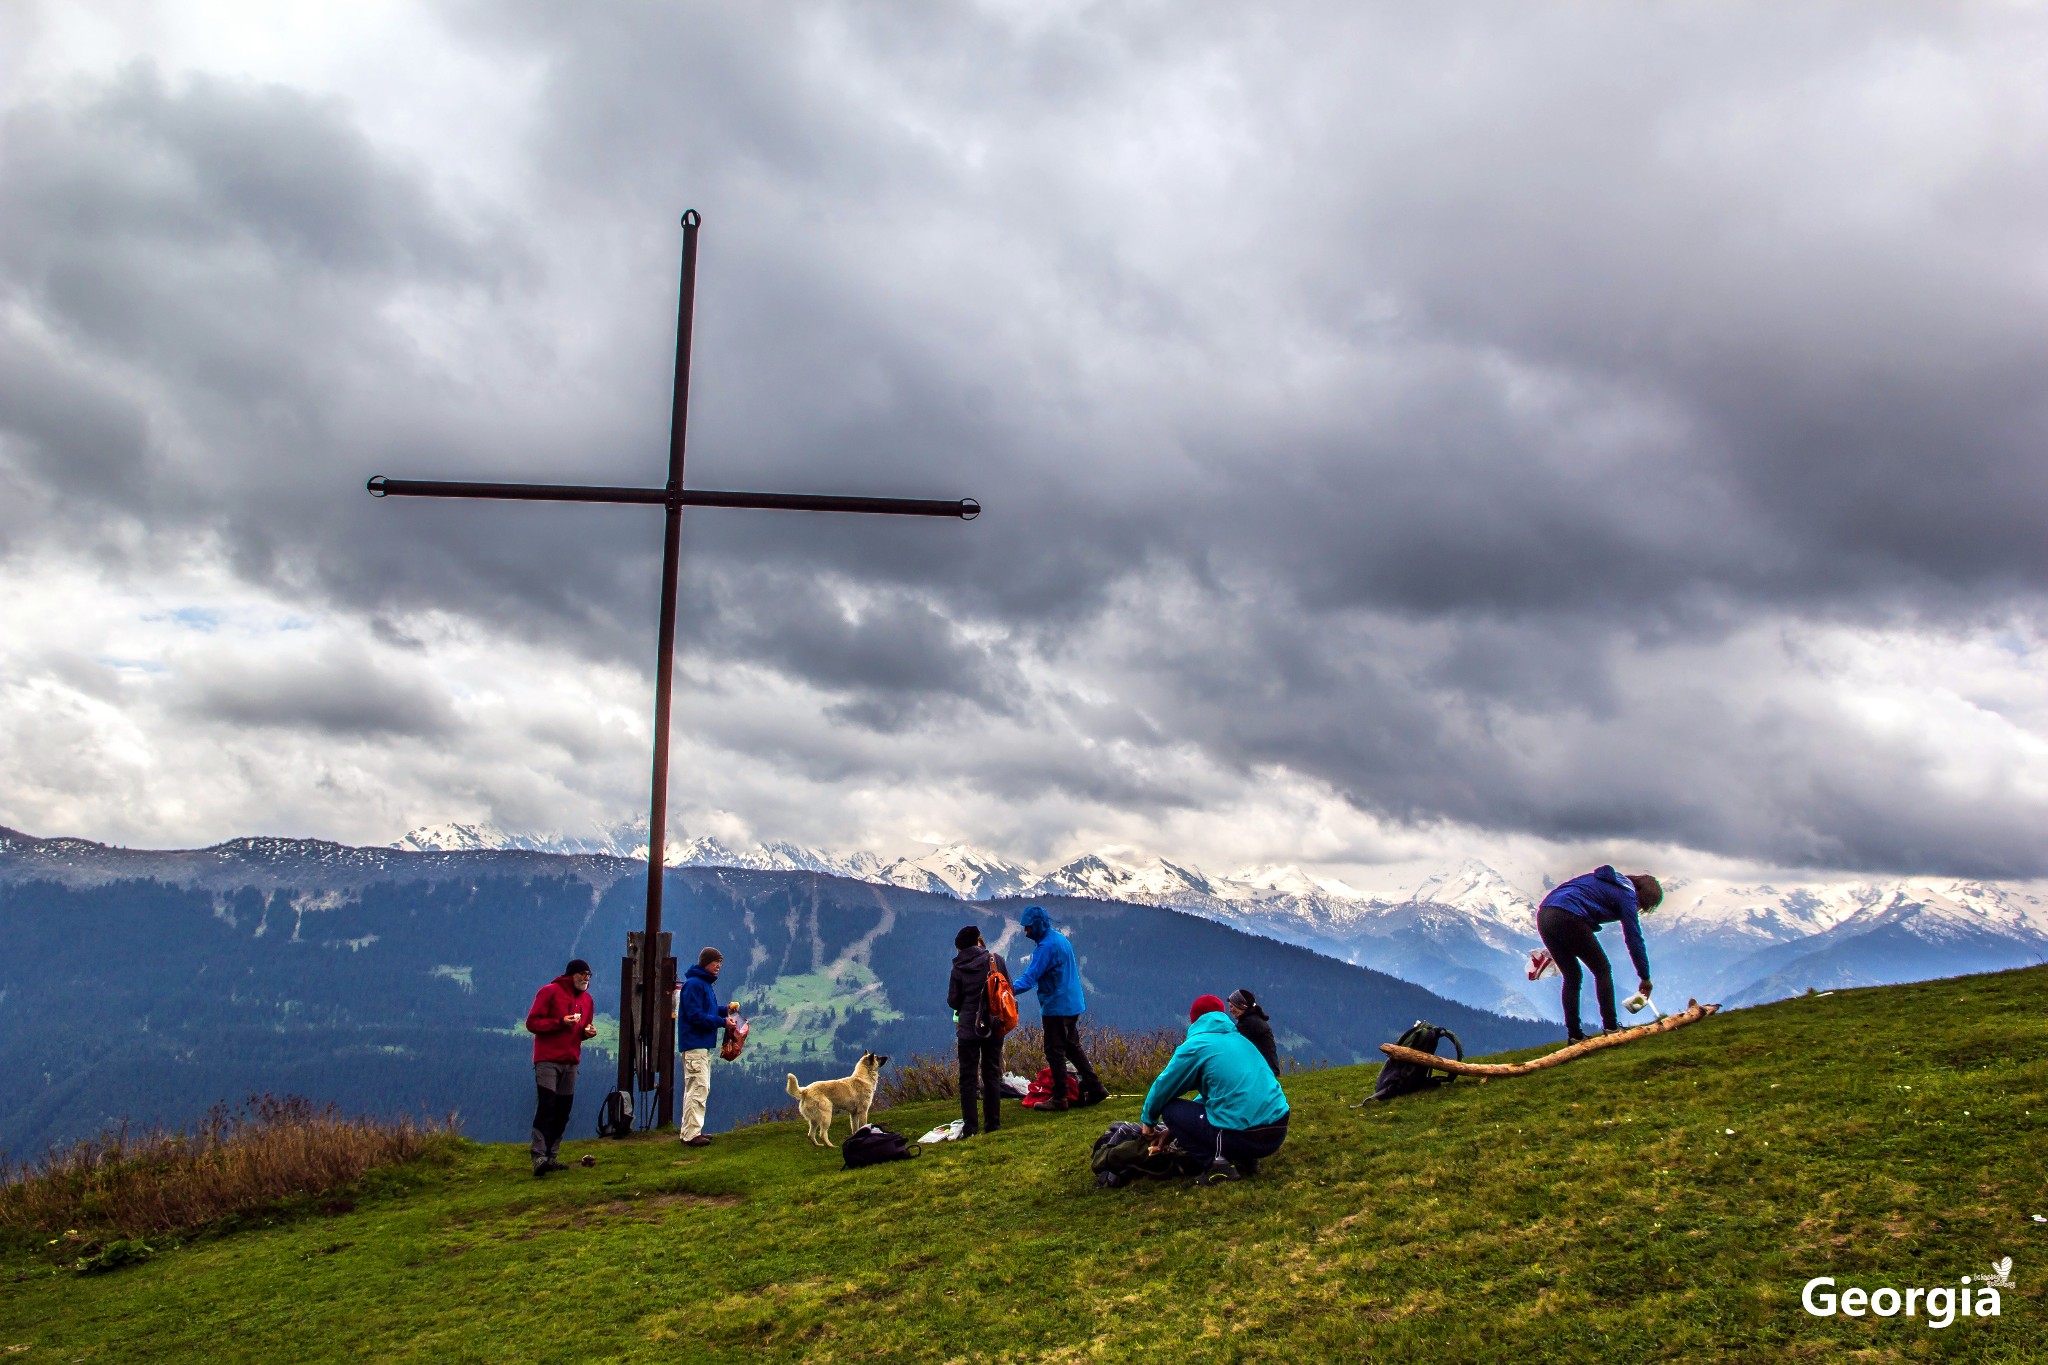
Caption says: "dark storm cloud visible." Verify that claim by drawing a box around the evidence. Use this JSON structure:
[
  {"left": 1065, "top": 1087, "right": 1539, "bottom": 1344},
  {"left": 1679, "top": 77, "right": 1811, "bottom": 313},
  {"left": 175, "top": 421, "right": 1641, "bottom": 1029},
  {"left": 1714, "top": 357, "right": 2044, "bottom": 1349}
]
[
  {"left": 173, "top": 641, "right": 457, "bottom": 738},
  {"left": 9, "top": 4, "right": 2048, "bottom": 872}
]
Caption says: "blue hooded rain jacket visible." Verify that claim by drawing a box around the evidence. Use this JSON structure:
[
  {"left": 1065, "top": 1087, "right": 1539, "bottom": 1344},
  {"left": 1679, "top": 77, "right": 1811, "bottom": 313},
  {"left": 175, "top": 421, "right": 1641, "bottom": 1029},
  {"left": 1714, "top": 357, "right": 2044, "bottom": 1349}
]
[
  {"left": 1539, "top": 865, "right": 1651, "bottom": 981},
  {"left": 1010, "top": 905, "right": 1086, "bottom": 1017}
]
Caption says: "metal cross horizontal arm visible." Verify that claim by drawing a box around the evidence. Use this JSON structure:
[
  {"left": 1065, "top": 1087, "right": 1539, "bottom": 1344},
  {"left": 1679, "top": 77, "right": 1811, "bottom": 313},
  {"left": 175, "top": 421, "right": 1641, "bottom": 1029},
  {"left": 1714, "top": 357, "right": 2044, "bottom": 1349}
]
[{"left": 365, "top": 475, "right": 978, "bottom": 519}]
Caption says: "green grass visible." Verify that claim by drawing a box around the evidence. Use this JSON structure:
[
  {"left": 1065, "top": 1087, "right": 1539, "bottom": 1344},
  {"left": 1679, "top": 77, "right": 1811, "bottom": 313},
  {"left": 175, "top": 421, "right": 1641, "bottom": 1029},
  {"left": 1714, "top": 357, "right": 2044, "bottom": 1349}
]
[{"left": 6, "top": 968, "right": 2047, "bottom": 1362}]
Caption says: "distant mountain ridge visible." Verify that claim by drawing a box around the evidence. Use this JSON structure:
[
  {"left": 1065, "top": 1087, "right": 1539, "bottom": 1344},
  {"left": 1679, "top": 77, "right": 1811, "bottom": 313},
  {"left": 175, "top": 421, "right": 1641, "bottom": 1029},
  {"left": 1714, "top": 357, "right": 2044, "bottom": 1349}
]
[
  {"left": 0, "top": 826, "right": 1549, "bottom": 1159},
  {"left": 389, "top": 824, "right": 2048, "bottom": 1023}
]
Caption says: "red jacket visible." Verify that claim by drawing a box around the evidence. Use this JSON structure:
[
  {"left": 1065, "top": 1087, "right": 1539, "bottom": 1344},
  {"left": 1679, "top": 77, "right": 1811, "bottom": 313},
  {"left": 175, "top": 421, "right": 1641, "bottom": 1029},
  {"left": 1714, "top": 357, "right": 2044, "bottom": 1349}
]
[{"left": 526, "top": 975, "right": 596, "bottom": 1064}]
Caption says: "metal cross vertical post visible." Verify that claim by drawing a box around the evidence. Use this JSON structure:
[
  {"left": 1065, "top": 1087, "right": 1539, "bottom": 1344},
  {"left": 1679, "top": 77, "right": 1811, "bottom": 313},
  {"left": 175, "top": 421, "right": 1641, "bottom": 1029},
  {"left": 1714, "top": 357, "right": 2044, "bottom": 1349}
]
[{"left": 367, "top": 212, "right": 979, "bottom": 1129}]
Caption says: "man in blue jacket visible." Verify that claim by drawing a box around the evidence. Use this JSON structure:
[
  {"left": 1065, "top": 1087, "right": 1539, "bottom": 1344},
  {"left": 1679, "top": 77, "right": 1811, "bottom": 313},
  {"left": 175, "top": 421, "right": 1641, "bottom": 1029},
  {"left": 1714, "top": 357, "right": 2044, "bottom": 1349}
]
[
  {"left": 1537, "top": 866, "right": 1662, "bottom": 1042},
  {"left": 1141, "top": 994, "right": 1291, "bottom": 1184},
  {"left": 1011, "top": 905, "right": 1106, "bottom": 1110},
  {"left": 676, "top": 946, "right": 738, "bottom": 1146}
]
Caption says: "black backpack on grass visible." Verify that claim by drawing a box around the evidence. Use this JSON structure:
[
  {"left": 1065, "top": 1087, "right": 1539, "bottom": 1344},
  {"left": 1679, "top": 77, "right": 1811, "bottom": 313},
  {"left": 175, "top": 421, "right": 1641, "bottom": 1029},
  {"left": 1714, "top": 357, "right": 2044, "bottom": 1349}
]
[
  {"left": 842, "top": 1124, "right": 919, "bottom": 1170},
  {"left": 596, "top": 1089, "right": 634, "bottom": 1139},
  {"left": 1371, "top": 1021, "right": 1464, "bottom": 1103},
  {"left": 1089, "top": 1120, "right": 1207, "bottom": 1189}
]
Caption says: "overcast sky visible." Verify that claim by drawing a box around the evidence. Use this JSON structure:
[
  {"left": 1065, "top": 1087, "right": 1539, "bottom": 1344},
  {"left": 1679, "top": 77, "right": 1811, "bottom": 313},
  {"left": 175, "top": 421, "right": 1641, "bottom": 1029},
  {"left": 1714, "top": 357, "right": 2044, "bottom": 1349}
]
[{"left": 4, "top": 1, "right": 2046, "bottom": 885}]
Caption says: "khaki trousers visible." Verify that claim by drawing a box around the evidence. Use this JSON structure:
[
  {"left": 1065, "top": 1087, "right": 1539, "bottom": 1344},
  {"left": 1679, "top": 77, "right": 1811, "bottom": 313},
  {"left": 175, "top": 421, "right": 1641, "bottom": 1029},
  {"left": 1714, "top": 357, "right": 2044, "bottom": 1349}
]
[{"left": 678, "top": 1047, "right": 713, "bottom": 1139}]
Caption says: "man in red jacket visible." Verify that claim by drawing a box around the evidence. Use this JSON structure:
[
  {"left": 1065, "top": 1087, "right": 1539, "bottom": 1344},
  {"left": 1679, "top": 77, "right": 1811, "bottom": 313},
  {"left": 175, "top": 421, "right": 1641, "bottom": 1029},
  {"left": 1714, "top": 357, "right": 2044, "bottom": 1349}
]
[{"left": 526, "top": 958, "right": 598, "bottom": 1176}]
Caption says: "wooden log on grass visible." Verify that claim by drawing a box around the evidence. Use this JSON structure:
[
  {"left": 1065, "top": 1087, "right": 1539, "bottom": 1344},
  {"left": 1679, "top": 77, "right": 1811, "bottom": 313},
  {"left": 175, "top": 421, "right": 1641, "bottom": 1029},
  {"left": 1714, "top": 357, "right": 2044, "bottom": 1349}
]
[{"left": 1378, "top": 999, "right": 1721, "bottom": 1078}]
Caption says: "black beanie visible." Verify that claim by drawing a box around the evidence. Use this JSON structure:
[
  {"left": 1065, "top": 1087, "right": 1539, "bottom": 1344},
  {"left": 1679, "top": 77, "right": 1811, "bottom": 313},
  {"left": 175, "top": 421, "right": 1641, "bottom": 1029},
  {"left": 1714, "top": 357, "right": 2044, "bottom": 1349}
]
[
  {"left": 954, "top": 925, "right": 981, "bottom": 950},
  {"left": 565, "top": 958, "right": 591, "bottom": 976}
]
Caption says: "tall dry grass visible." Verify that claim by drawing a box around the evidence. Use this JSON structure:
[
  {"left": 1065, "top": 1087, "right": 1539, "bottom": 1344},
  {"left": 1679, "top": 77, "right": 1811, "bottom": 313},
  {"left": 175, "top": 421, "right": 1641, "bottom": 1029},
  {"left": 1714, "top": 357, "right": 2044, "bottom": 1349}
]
[
  {"left": 879, "top": 1022, "right": 1190, "bottom": 1106},
  {"left": 0, "top": 1094, "right": 460, "bottom": 1238}
]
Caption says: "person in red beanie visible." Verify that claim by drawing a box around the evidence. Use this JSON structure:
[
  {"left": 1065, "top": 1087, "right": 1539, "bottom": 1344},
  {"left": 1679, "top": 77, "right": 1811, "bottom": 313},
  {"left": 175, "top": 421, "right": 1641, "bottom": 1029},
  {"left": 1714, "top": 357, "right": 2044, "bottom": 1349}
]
[
  {"left": 525, "top": 958, "right": 598, "bottom": 1176},
  {"left": 1137, "top": 995, "right": 1292, "bottom": 1184}
]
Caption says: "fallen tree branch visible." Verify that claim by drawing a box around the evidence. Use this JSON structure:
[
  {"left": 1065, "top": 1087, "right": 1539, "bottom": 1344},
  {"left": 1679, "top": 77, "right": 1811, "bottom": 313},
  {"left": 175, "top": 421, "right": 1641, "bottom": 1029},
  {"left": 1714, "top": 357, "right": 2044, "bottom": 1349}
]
[{"left": 1378, "top": 999, "right": 1721, "bottom": 1078}]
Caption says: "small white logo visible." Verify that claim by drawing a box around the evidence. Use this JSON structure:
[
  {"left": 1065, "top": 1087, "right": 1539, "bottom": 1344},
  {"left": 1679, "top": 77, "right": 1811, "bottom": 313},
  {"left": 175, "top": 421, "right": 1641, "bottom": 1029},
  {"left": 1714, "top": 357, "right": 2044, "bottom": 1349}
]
[{"left": 1981, "top": 1257, "right": 2014, "bottom": 1290}]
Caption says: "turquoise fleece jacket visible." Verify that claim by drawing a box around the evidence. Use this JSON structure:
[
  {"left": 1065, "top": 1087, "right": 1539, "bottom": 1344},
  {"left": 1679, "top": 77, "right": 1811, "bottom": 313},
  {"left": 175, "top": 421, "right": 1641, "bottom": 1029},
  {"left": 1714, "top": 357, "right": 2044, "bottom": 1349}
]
[{"left": 1140, "top": 1012, "right": 1291, "bottom": 1130}]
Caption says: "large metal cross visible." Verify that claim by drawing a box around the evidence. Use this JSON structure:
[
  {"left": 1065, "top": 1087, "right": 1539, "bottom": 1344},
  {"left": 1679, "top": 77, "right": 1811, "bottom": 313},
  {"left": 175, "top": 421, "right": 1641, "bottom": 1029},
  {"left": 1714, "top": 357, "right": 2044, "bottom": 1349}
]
[{"left": 367, "top": 211, "right": 978, "bottom": 1128}]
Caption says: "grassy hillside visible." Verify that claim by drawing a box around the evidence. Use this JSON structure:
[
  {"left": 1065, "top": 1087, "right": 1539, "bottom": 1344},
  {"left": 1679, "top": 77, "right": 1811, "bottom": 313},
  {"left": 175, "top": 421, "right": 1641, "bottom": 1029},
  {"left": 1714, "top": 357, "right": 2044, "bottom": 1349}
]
[{"left": 6, "top": 969, "right": 2047, "bottom": 1363}]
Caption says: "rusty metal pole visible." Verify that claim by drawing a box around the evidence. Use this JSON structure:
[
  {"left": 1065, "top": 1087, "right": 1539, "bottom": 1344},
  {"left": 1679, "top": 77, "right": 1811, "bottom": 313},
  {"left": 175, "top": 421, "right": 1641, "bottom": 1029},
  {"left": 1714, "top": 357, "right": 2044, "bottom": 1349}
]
[{"left": 639, "top": 210, "right": 700, "bottom": 1105}]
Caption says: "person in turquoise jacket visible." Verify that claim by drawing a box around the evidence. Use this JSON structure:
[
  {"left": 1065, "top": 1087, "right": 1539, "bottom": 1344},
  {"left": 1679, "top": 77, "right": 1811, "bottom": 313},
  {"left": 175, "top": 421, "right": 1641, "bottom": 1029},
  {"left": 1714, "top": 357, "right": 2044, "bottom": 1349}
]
[
  {"left": 1011, "top": 905, "right": 1105, "bottom": 1109},
  {"left": 1140, "top": 994, "right": 1291, "bottom": 1183}
]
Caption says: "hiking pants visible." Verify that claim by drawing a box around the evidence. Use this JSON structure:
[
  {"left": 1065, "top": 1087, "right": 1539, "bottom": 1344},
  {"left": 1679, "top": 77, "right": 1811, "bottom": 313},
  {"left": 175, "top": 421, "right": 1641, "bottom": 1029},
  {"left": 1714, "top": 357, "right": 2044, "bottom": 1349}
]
[
  {"left": 531, "top": 1061, "right": 577, "bottom": 1166},
  {"left": 957, "top": 1036, "right": 1002, "bottom": 1134},
  {"left": 1041, "top": 1014, "right": 1102, "bottom": 1108},
  {"left": 1537, "top": 903, "right": 1617, "bottom": 1038},
  {"left": 678, "top": 1048, "right": 712, "bottom": 1140},
  {"left": 1159, "top": 1098, "right": 1288, "bottom": 1168}
]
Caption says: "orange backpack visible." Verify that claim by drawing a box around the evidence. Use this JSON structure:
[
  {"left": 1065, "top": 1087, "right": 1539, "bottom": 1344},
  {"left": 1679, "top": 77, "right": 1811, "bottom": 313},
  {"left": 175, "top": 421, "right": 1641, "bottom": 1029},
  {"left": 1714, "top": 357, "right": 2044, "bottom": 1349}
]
[{"left": 985, "top": 960, "right": 1019, "bottom": 1036}]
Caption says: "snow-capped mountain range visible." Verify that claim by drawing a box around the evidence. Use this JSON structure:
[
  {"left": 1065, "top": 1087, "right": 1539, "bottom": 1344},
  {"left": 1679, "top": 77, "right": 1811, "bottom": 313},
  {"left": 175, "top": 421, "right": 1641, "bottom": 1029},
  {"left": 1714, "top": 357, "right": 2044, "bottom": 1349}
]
[{"left": 393, "top": 824, "right": 2048, "bottom": 1022}]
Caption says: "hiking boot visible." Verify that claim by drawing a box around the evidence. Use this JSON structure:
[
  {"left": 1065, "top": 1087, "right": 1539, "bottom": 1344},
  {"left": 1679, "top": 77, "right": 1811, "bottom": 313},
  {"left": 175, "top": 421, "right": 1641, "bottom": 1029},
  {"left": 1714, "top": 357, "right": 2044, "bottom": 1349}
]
[
  {"left": 681, "top": 1135, "right": 712, "bottom": 1147},
  {"left": 1077, "top": 1086, "right": 1109, "bottom": 1107},
  {"left": 1236, "top": 1157, "right": 1260, "bottom": 1177},
  {"left": 1043, "top": 1098, "right": 1070, "bottom": 1112},
  {"left": 1198, "top": 1159, "right": 1242, "bottom": 1186},
  {"left": 532, "top": 1162, "right": 551, "bottom": 1179},
  {"left": 539, "top": 1159, "right": 571, "bottom": 1173}
]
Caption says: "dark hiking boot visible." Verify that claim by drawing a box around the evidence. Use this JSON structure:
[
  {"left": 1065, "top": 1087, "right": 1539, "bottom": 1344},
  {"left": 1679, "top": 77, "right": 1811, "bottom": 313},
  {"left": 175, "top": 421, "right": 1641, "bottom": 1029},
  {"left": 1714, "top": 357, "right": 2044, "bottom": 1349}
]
[
  {"left": 1236, "top": 1157, "right": 1260, "bottom": 1177},
  {"left": 1198, "top": 1159, "right": 1243, "bottom": 1186},
  {"left": 539, "top": 1159, "right": 571, "bottom": 1173},
  {"left": 681, "top": 1135, "right": 712, "bottom": 1147},
  {"left": 532, "top": 1162, "right": 551, "bottom": 1178},
  {"left": 1077, "top": 1085, "right": 1109, "bottom": 1107}
]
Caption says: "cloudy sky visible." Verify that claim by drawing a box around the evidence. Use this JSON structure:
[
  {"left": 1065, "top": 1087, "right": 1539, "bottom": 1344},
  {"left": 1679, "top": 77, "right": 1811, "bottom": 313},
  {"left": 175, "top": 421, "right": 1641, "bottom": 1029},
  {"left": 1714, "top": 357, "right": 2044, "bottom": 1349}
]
[{"left": 4, "top": 1, "right": 2046, "bottom": 886}]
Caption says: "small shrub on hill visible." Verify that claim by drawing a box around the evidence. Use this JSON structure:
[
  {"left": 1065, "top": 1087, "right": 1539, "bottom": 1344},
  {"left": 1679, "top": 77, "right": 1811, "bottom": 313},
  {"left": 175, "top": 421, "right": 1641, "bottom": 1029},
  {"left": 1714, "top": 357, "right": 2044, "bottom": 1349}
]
[
  {"left": 879, "top": 1022, "right": 1190, "bottom": 1106},
  {"left": 0, "top": 1094, "right": 459, "bottom": 1240}
]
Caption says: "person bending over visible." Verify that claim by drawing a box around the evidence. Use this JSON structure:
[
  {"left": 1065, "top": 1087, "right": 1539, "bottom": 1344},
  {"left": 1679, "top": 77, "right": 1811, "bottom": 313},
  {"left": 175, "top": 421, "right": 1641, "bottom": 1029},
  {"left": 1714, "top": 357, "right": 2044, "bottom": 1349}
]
[
  {"left": 1140, "top": 995, "right": 1291, "bottom": 1184},
  {"left": 525, "top": 958, "right": 598, "bottom": 1176},
  {"left": 1011, "top": 905, "right": 1107, "bottom": 1110},
  {"left": 1536, "top": 866, "right": 1662, "bottom": 1042}
]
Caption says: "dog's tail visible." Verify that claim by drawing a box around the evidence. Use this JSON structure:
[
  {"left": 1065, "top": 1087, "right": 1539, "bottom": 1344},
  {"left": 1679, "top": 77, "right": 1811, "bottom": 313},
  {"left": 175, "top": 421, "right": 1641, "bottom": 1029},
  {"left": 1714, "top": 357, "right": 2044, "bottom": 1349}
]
[{"left": 785, "top": 1073, "right": 801, "bottom": 1099}]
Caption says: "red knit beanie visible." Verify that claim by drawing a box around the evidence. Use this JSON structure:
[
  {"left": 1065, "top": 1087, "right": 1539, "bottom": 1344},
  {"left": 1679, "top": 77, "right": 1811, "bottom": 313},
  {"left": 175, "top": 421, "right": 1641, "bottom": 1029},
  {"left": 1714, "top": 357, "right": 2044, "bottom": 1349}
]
[{"left": 1190, "top": 994, "right": 1229, "bottom": 1021}]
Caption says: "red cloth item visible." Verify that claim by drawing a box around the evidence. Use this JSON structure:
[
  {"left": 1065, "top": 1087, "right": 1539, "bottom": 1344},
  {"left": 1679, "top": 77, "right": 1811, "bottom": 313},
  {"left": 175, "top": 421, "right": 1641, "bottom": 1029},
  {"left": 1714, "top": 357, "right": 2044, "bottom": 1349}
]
[
  {"left": 1018, "top": 1066, "right": 1082, "bottom": 1109},
  {"left": 525, "top": 975, "right": 596, "bottom": 1064},
  {"left": 719, "top": 1016, "right": 750, "bottom": 1061},
  {"left": 1189, "top": 993, "right": 1229, "bottom": 1022}
]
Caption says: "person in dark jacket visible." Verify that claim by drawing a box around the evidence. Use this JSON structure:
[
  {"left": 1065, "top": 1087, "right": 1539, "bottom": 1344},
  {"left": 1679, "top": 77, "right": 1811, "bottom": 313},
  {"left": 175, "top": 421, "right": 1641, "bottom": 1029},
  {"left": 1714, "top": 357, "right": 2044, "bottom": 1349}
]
[
  {"left": 1011, "top": 905, "right": 1107, "bottom": 1110},
  {"left": 524, "top": 958, "right": 598, "bottom": 1176},
  {"left": 946, "top": 925, "right": 1010, "bottom": 1136},
  {"left": 675, "top": 947, "right": 738, "bottom": 1146},
  {"left": 1140, "top": 994, "right": 1292, "bottom": 1184},
  {"left": 1537, "top": 866, "right": 1661, "bottom": 1042},
  {"left": 1227, "top": 988, "right": 1280, "bottom": 1074}
]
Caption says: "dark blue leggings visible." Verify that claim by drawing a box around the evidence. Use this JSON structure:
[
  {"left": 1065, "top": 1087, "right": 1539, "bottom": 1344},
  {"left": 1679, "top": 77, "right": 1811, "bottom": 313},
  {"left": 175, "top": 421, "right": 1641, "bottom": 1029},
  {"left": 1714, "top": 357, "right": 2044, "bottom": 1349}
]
[
  {"left": 1538, "top": 903, "right": 1616, "bottom": 1037},
  {"left": 1160, "top": 1098, "right": 1288, "bottom": 1165}
]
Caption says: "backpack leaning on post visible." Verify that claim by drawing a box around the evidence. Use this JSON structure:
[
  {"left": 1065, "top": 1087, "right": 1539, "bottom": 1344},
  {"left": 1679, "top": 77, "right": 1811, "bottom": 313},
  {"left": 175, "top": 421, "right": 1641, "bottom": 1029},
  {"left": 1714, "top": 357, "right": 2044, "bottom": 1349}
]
[
  {"left": 1369, "top": 1021, "right": 1465, "bottom": 1103},
  {"left": 596, "top": 1088, "right": 635, "bottom": 1138}
]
